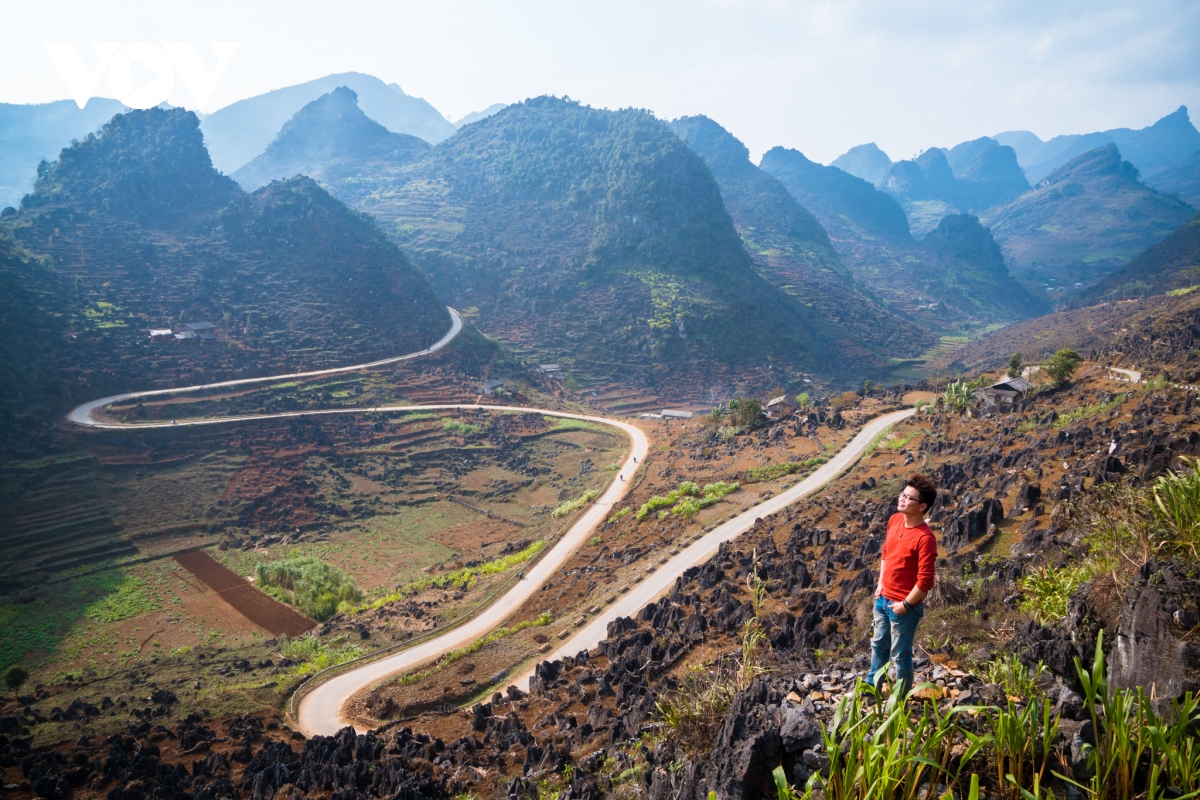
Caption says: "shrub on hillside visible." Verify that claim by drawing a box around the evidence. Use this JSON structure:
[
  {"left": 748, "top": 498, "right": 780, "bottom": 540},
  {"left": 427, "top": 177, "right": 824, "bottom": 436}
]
[
  {"left": 728, "top": 398, "right": 764, "bottom": 430},
  {"left": 830, "top": 391, "right": 859, "bottom": 409},
  {"left": 1152, "top": 456, "right": 1200, "bottom": 560},
  {"left": 1044, "top": 348, "right": 1082, "bottom": 385},
  {"left": 256, "top": 556, "right": 363, "bottom": 621},
  {"left": 1007, "top": 352, "right": 1024, "bottom": 378},
  {"left": 943, "top": 378, "right": 984, "bottom": 413}
]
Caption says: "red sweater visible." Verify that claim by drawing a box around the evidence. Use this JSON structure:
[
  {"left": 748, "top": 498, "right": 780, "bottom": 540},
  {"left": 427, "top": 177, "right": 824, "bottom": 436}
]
[{"left": 880, "top": 513, "right": 937, "bottom": 602}]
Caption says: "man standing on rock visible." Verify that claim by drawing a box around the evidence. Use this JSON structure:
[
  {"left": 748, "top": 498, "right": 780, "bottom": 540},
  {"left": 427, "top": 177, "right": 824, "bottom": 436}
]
[{"left": 866, "top": 473, "right": 938, "bottom": 699}]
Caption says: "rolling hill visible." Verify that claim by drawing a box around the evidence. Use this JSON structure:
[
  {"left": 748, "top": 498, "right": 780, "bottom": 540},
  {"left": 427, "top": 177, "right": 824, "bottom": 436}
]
[
  {"left": 200, "top": 72, "right": 455, "bottom": 174},
  {"left": 982, "top": 144, "right": 1196, "bottom": 297},
  {"left": 0, "top": 106, "right": 451, "bottom": 450},
  {"left": 667, "top": 116, "right": 935, "bottom": 364},
  {"left": 1073, "top": 211, "right": 1200, "bottom": 303},
  {"left": 1144, "top": 150, "right": 1200, "bottom": 210}
]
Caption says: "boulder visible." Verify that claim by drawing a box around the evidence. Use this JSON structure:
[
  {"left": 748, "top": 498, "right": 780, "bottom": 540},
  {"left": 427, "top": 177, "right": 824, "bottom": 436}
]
[
  {"left": 701, "top": 680, "right": 783, "bottom": 800},
  {"left": 1109, "top": 562, "right": 1200, "bottom": 714}
]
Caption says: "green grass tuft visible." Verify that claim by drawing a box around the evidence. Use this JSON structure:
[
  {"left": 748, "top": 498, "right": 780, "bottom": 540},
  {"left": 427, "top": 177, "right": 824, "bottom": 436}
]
[
  {"left": 637, "top": 481, "right": 739, "bottom": 521},
  {"left": 355, "top": 540, "right": 547, "bottom": 612},
  {"left": 744, "top": 456, "right": 826, "bottom": 483},
  {"left": 553, "top": 489, "right": 600, "bottom": 518}
]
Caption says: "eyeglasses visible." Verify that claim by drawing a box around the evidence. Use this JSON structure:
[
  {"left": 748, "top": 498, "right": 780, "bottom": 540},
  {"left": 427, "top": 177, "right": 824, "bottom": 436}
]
[{"left": 898, "top": 492, "right": 922, "bottom": 503}]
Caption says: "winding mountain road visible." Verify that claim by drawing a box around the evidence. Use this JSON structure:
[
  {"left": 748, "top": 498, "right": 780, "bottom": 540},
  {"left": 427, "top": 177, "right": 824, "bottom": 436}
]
[
  {"left": 67, "top": 308, "right": 914, "bottom": 737},
  {"left": 515, "top": 407, "right": 914, "bottom": 691},
  {"left": 68, "top": 309, "right": 464, "bottom": 427}
]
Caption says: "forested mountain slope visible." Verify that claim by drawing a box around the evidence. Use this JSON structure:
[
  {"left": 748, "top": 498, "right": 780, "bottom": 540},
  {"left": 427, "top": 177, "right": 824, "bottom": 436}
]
[
  {"left": 668, "top": 115, "right": 936, "bottom": 362},
  {"left": 1073, "top": 211, "right": 1200, "bottom": 303},
  {"left": 325, "top": 97, "right": 861, "bottom": 393},
  {"left": 0, "top": 107, "right": 450, "bottom": 451},
  {"left": 760, "top": 147, "right": 1044, "bottom": 325},
  {"left": 983, "top": 144, "right": 1195, "bottom": 295}
]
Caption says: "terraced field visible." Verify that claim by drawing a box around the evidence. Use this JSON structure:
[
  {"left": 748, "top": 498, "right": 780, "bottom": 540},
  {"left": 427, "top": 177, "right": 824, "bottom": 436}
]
[{"left": 0, "top": 457, "right": 134, "bottom": 578}]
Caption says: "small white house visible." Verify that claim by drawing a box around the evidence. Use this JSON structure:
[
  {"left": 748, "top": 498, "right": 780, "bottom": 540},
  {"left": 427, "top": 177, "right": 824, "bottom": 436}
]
[
  {"left": 661, "top": 409, "right": 694, "bottom": 420},
  {"left": 480, "top": 379, "right": 505, "bottom": 397}
]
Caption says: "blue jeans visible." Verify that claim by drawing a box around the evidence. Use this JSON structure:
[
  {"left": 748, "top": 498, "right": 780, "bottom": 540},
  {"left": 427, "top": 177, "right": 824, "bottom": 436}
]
[{"left": 867, "top": 596, "right": 924, "bottom": 698}]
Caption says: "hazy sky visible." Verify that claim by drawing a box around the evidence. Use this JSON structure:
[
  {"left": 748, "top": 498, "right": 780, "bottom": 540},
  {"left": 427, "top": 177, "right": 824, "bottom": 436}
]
[{"left": 3, "top": 0, "right": 1198, "bottom": 163}]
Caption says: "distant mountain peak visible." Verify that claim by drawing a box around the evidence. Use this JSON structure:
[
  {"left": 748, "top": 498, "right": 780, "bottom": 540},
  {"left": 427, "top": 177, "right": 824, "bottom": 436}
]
[
  {"left": 831, "top": 143, "right": 893, "bottom": 186},
  {"left": 670, "top": 115, "right": 753, "bottom": 175},
  {"left": 200, "top": 72, "right": 455, "bottom": 174},
  {"left": 983, "top": 141, "right": 1195, "bottom": 297},
  {"left": 232, "top": 87, "right": 430, "bottom": 192},
  {"left": 274, "top": 86, "right": 392, "bottom": 144},
  {"left": 454, "top": 103, "right": 507, "bottom": 128},
  {"left": 1043, "top": 143, "right": 1139, "bottom": 185},
  {"left": 995, "top": 106, "right": 1200, "bottom": 184}
]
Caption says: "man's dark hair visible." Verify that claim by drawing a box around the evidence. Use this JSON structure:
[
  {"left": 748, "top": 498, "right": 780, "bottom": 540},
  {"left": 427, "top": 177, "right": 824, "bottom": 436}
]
[{"left": 905, "top": 473, "right": 937, "bottom": 510}]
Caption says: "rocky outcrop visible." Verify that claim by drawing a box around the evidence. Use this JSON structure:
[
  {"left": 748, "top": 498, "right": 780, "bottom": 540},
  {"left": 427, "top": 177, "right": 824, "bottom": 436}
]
[
  {"left": 942, "top": 497, "right": 1004, "bottom": 553},
  {"left": 1109, "top": 561, "right": 1200, "bottom": 713}
]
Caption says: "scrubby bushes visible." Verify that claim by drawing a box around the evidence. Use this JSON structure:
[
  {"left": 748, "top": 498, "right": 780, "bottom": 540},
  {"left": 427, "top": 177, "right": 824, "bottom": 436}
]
[
  {"left": 655, "top": 663, "right": 737, "bottom": 756},
  {"left": 442, "top": 418, "right": 482, "bottom": 435},
  {"left": 830, "top": 391, "right": 859, "bottom": 409},
  {"left": 943, "top": 378, "right": 980, "bottom": 413},
  {"left": 607, "top": 507, "right": 631, "bottom": 523},
  {"left": 1018, "top": 565, "right": 1090, "bottom": 625},
  {"left": 398, "top": 612, "right": 553, "bottom": 686},
  {"left": 1152, "top": 456, "right": 1200, "bottom": 560},
  {"left": 636, "top": 481, "right": 739, "bottom": 521},
  {"left": 356, "top": 540, "right": 546, "bottom": 612},
  {"left": 728, "top": 399, "right": 765, "bottom": 430},
  {"left": 1066, "top": 458, "right": 1200, "bottom": 586},
  {"left": 278, "top": 633, "right": 362, "bottom": 675},
  {"left": 1053, "top": 393, "right": 1126, "bottom": 428},
  {"left": 553, "top": 489, "right": 600, "bottom": 518},
  {"left": 745, "top": 456, "right": 825, "bottom": 483},
  {"left": 255, "top": 556, "right": 363, "bottom": 621},
  {"left": 1044, "top": 348, "right": 1082, "bottom": 385}
]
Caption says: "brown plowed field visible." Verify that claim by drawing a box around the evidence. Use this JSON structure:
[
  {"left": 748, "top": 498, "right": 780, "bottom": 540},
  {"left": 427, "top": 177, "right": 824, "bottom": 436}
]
[{"left": 174, "top": 549, "right": 315, "bottom": 637}]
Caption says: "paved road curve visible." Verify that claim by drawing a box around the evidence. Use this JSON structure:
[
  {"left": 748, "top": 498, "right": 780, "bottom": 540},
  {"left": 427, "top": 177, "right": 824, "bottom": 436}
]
[
  {"left": 68, "top": 309, "right": 464, "bottom": 427},
  {"left": 64, "top": 308, "right": 650, "bottom": 736},
  {"left": 515, "top": 407, "right": 915, "bottom": 689},
  {"left": 295, "top": 411, "right": 648, "bottom": 736}
]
